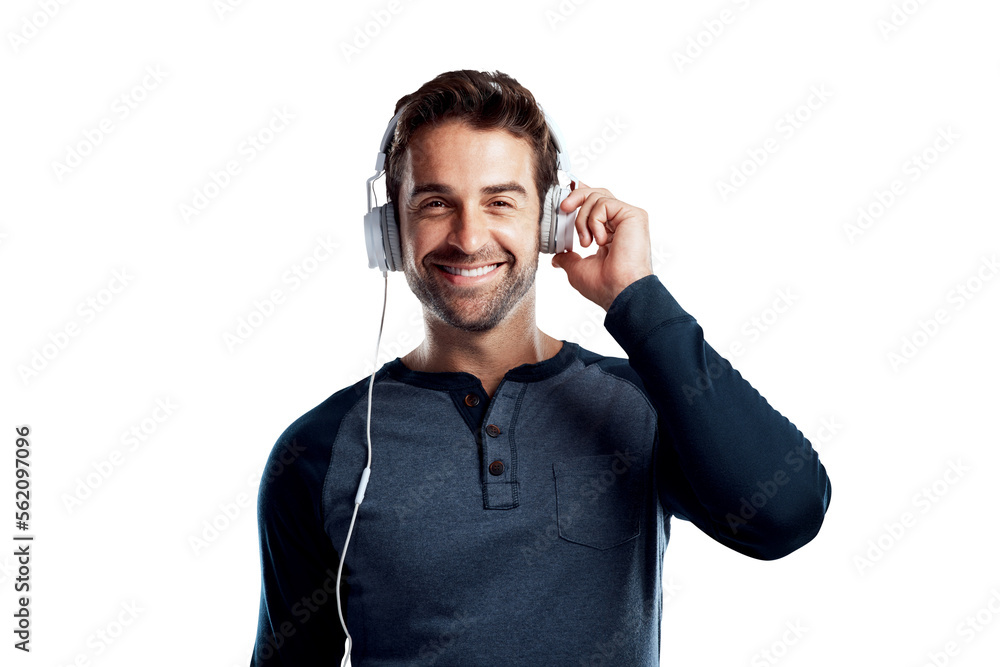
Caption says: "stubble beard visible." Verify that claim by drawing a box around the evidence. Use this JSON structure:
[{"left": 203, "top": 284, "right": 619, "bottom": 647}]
[{"left": 404, "top": 242, "right": 540, "bottom": 333}]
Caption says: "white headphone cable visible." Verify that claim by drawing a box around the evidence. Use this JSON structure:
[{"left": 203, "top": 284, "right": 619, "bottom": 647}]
[{"left": 338, "top": 269, "right": 388, "bottom": 667}]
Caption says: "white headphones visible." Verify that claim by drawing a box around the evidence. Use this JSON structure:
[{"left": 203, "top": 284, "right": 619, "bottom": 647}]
[{"left": 363, "top": 105, "right": 578, "bottom": 274}]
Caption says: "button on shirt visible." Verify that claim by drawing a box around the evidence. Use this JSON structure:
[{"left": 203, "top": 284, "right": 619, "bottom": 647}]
[{"left": 252, "top": 274, "right": 832, "bottom": 665}]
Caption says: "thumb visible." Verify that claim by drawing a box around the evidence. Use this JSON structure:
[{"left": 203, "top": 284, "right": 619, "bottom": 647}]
[{"left": 551, "top": 250, "right": 581, "bottom": 271}]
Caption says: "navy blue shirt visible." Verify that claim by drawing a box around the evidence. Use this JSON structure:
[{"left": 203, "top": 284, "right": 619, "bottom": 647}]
[{"left": 252, "top": 274, "right": 831, "bottom": 665}]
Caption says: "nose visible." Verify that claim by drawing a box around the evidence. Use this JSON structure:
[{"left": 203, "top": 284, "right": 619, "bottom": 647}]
[{"left": 446, "top": 203, "right": 491, "bottom": 257}]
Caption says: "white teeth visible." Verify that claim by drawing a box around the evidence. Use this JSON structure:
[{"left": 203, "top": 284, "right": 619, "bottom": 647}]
[{"left": 441, "top": 263, "right": 499, "bottom": 277}]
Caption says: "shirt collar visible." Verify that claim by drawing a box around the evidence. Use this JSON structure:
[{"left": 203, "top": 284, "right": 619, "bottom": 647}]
[{"left": 384, "top": 340, "right": 579, "bottom": 390}]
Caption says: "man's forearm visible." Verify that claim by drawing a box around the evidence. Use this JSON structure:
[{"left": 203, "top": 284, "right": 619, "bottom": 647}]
[{"left": 604, "top": 274, "right": 831, "bottom": 559}]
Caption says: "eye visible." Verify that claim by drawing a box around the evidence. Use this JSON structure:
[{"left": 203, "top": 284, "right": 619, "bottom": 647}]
[
  {"left": 490, "top": 200, "right": 513, "bottom": 207},
  {"left": 422, "top": 199, "right": 445, "bottom": 208}
]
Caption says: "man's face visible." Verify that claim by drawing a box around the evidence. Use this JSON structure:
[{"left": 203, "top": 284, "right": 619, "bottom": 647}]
[{"left": 397, "top": 119, "right": 541, "bottom": 332}]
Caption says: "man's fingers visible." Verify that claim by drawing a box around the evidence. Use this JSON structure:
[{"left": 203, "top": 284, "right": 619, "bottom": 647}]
[
  {"left": 562, "top": 184, "right": 613, "bottom": 209},
  {"left": 578, "top": 194, "right": 616, "bottom": 246},
  {"left": 561, "top": 183, "right": 617, "bottom": 247}
]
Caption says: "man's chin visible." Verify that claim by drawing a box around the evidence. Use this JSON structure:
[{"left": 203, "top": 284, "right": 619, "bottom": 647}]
[
  {"left": 428, "top": 301, "right": 505, "bottom": 333},
  {"left": 404, "top": 258, "right": 535, "bottom": 333}
]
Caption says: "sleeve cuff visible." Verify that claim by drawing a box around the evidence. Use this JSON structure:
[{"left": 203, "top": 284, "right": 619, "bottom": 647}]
[{"left": 603, "top": 274, "right": 695, "bottom": 351}]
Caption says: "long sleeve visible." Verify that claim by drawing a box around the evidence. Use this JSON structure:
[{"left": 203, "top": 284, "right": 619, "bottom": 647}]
[
  {"left": 252, "top": 434, "right": 347, "bottom": 665},
  {"left": 603, "top": 274, "right": 831, "bottom": 560}
]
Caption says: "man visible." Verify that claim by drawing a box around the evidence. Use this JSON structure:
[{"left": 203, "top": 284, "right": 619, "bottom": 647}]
[{"left": 252, "top": 69, "right": 831, "bottom": 665}]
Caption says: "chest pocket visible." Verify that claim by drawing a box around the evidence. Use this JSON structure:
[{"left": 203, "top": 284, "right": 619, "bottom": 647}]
[{"left": 552, "top": 453, "right": 644, "bottom": 550}]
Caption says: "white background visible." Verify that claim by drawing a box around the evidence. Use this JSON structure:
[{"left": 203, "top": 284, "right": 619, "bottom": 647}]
[{"left": 2, "top": 0, "right": 999, "bottom": 665}]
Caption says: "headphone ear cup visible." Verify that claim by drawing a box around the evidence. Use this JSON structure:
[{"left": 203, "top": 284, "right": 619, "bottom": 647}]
[
  {"left": 539, "top": 184, "right": 560, "bottom": 253},
  {"left": 364, "top": 208, "right": 386, "bottom": 271},
  {"left": 382, "top": 202, "right": 402, "bottom": 271},
  {"left": 555, "top": 184, "right": 575, "bottom": 254}
]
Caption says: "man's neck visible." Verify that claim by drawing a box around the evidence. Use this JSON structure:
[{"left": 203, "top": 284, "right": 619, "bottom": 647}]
[{"left": 400, "top": 294, "right": 563, "bottom": 398}]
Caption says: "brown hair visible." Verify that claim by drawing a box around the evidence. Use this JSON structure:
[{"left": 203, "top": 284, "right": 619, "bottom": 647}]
[{"left": 384, "top": 69, "right": 559, "bottom": 224}]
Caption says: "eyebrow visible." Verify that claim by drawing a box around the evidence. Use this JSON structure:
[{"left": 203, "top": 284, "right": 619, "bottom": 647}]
[{"left": 408, "top": 182, "right": 528, "bottom": 200}]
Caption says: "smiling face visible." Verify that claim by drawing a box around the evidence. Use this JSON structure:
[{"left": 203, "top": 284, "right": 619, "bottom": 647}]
[{"left": 397, "top": 118, "right": 542, "bottom": 332}]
